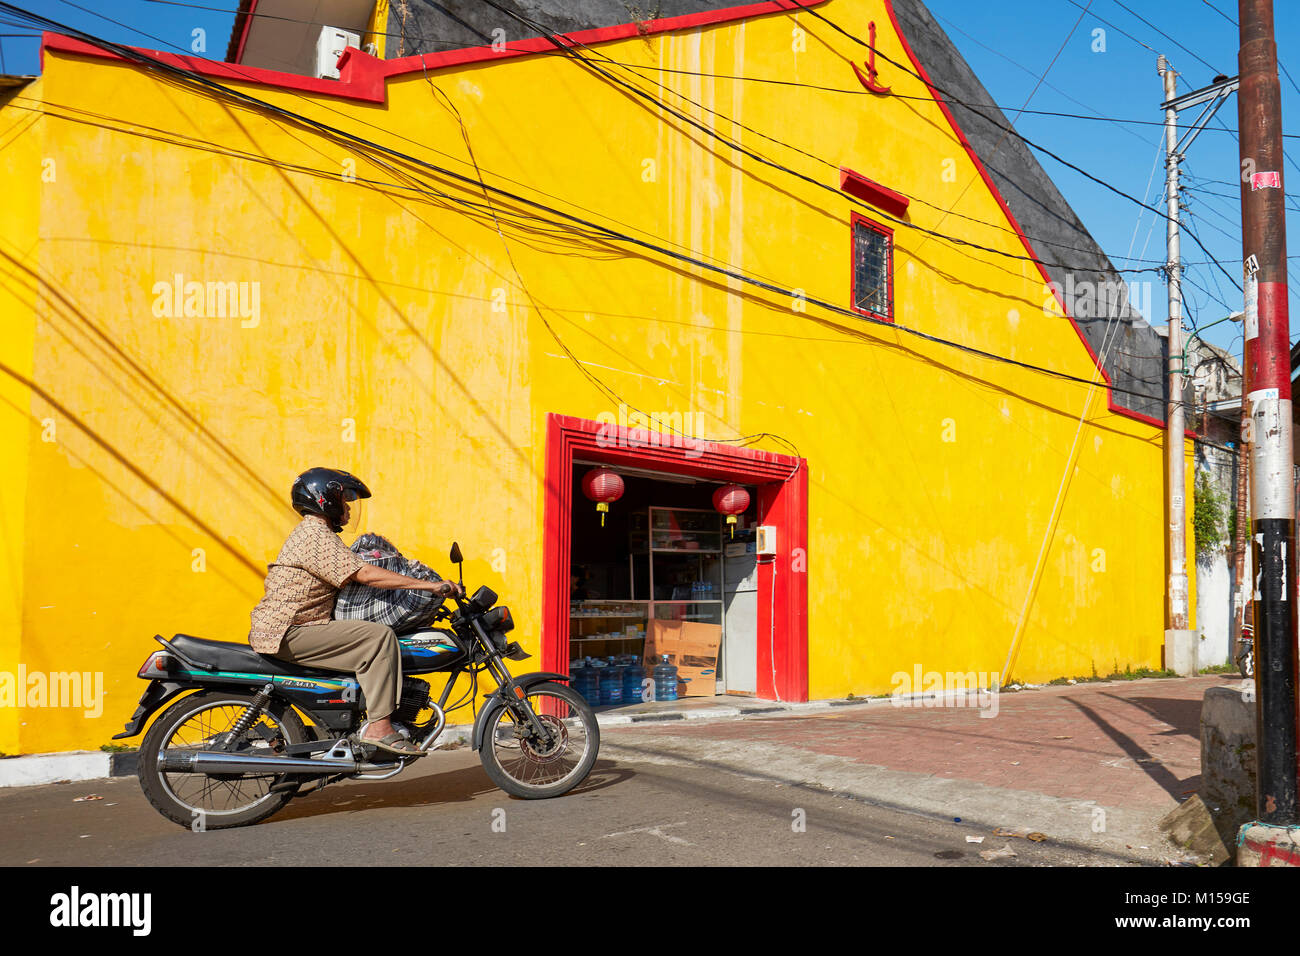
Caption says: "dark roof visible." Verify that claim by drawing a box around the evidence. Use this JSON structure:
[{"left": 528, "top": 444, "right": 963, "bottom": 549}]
[
  {"left": 225, "top": 0, "right": 253, "bottom": 63},
  {"left": 385, "top": 1, "right": 743, "bottom": 56}
]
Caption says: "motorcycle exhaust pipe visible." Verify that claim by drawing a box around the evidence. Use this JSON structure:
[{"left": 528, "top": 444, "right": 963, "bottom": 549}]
[{"left": 160, "top": 750, "right": 358, "bottom": 775}]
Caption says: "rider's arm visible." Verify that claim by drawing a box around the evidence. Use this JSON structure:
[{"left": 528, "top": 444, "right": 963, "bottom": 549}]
[{"left": 353, "top": 563, "right": 460, "bottom": 597}]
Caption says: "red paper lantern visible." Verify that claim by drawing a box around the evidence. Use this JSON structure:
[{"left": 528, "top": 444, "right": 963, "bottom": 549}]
[
  {"left": 712, "top": 483, "right": 750, "bottom": 537},
  {"left": 581, "top": 467, "right": 624, "bottom": 526}
]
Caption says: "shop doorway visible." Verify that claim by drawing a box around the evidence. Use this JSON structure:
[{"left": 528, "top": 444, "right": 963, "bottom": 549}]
[
  {"left": 541, "top": 414, "right": 809, "bottom": 703},
  {"left": 566, "top": 468, "right": 760, "bottom": 697}
]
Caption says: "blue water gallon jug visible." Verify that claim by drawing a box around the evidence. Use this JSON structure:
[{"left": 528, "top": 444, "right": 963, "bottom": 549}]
[
  {"left": 622, "top": 658, "right": 647, "bottom": 703},
  {"left": 653, "top": 654, "right": 679, "bottom": 702},
  {"left": 600, "top": 655, "right": 625, "bottom": 705},
  {"left": 578, "top": 657, "right": 604, "bottom": 706}
]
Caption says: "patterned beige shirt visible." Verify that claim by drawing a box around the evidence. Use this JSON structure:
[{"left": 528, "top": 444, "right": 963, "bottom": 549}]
[{"left": 248, "top": 516, "right": 365, "bottom": 653}]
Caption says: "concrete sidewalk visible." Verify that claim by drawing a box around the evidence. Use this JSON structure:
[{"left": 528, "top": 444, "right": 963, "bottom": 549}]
[{"left": 598, "top": 675, "right": 1234, "bottom": 864}]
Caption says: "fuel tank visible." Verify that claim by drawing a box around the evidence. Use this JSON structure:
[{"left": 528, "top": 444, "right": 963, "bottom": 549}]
[{"left": 398, "top": 628, "right": 469, "bottom": 673}]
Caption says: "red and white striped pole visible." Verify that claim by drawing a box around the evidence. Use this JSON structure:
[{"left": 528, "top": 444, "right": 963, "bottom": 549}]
[{"left": 1239, "top": 0, "right": 1297, "bottom": 824}]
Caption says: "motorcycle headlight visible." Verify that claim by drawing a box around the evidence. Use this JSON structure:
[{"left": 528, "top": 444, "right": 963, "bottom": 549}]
[{"left": 482, "top": 605, "right": 514, "bottom": 633}]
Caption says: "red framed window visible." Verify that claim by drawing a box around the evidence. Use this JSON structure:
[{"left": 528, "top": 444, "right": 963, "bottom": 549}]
[{"left": 850, "top": 212, "right": 894, "bottom": 322}]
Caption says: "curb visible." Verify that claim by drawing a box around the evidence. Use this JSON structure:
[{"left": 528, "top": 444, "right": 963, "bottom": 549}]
[
  {"left": 595, "top": 697, "right": 840, "bottom": 726},
  {"left": 0, "top": 698, "right": 849, "bottom": 788},
  {"left": 0, "top": 727, "right": 480, "bottom": 788},
  {"left": 0, "top": 751, "right": 112, "bottom": 788}
]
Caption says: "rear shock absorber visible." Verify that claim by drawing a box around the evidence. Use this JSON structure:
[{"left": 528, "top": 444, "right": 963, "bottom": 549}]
[{"left": 218, "top": 683, "right": 274, "bottom": 750}]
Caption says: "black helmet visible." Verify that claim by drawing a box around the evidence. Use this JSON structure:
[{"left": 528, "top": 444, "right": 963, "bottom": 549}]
[{"left": 291, "top": 467, "right": 371, "bottom": 532}]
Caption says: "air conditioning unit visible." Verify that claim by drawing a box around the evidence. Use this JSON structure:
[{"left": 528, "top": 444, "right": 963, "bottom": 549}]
[{"left": 315, "top": 26, "right": 360, "bottom": 80}]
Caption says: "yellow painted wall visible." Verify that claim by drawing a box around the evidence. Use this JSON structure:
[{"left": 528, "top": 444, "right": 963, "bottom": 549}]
[
  {"left": 0, "top": 81, "right": 42, "bottom": 756},
  {"left": 1, "top": 0, "right": 1195, "bottom": 755}
]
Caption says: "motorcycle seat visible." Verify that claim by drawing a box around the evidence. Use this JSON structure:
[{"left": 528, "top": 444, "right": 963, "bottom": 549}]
[{"left": 167, "top": 634, "right": 348, "bottom": 681}]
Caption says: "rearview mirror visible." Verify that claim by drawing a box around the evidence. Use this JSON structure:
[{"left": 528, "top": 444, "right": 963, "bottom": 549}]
[{"left": 449, "top": 542, "right": 463, "bottom": 565}]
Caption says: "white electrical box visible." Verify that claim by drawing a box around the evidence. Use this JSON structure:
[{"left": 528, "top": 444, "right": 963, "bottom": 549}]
[
  {"left": 756, "top": 525, "right": 777, "bottom": 555},
  {"left": 315, "top": 27, "right": 360, "bottom": 80}
]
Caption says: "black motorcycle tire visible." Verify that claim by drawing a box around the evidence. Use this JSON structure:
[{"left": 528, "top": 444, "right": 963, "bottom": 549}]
[
  {"left": 478, "top": 682, "right": 599, "bottom": 799},
  {"left": 138, "top": 689, "right": 308, "bottom": 830},
  {"left": 1239, "top": 644, "right": 1254, "bottom": 679}
]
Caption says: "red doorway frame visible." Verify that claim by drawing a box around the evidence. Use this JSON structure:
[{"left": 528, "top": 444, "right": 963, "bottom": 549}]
[{"left": 542, "top": 414, "right": 809, "bottom": 702}]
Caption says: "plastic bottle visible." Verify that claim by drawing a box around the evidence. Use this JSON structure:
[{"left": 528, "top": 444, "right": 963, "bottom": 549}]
[
  {"left": 583, "top": 657, "right": 607, "bottom": 707},
  {"left": 622, "top": 657, "right": 647, "bottom": 703},
  {"left": 574, "top": 659, "right": 599, "bottom": 707},
  {"left": 600, "top": 655, "right": 625, "bottom": 705},
  {"left": 653, "top": 653, "right": 679, "bottom": 702}
]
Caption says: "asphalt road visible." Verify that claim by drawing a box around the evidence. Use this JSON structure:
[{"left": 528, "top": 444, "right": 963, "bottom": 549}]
[{"left": 0, "top": 725, "right": 1148, "bottom": 867}]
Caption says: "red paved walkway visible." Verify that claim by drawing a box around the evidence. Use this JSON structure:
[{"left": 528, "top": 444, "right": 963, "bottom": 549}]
[{"left": 627, "top": 676, "right": 1234, "bottom": 809}]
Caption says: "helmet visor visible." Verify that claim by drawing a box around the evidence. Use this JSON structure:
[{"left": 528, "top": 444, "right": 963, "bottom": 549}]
[{"left": 340, "top": 494, "right": 367, "bottom": 537}]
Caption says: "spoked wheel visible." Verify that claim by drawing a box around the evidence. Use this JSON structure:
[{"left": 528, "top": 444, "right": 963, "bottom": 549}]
[
  {"left": 138, "top": 690, "right": 307, "bottom": 830},
  {"left": 478, "top": 682, "right": 599, "bottom": 799}
]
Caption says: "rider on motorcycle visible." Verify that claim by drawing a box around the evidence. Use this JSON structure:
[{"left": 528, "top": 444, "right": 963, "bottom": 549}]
[{"left": 248, "top": 467, "right": 462, "bottom": 757}]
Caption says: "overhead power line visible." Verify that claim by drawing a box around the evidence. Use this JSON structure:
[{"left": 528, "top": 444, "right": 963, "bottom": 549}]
[
  {"left": 0, "top": 2, "right": 1184, "bottom": 415},
  {"left": 782, "top": 0, "right": 1243, "bottom": 294}
]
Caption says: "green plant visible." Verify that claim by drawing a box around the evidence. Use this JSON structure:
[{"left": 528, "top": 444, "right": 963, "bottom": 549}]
[
  {"left": 1104, "top": 666, "right": 1178, "bottom": 680},
  {"left": 1199, "top": 663, "right": 1236, "bottom": 674},
  {"left": 1194, "top": 470, "right": 1231, "bottom": 557},
  {"left": 99, "top": 743, "right": 132, "bottom": 753}
]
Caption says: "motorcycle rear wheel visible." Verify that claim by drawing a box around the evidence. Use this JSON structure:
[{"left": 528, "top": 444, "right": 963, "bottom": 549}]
[
  {"left": 478, "top": 682, "right": 599, "bottom": 799},
  {"left": 138, "top": 690, "right": 307, "bottom": 830}
]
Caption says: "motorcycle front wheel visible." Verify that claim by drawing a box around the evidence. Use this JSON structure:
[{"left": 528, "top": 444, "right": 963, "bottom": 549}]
[
  {"left": 138, "top": 690, "right": 307, "bottom": 830},
  {"left": 478, "top": 682, "right": 599, "bottom": 799}
]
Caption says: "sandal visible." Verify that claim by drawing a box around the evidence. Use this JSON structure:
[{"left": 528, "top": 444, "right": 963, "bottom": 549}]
[{"left": 358, "top": 731, "right": 425, "bottom": 758}]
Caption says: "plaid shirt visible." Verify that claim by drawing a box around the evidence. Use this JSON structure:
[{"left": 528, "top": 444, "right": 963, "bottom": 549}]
[
  {"left": 335, "top": 532, "right": 443, "bottom": 633},
  {"left": 248, "top": 515, "right": 365, "bottom": 653}
]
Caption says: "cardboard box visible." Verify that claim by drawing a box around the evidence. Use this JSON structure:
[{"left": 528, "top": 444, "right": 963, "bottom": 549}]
[{"left": 644, "top": 620, "right": 721, "bottom": 697}]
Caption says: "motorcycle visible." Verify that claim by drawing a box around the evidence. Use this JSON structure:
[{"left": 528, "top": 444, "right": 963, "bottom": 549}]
[
  {"left": 115, "top": 542, "right": 599, "bottom": 830},
  {"left": 1236, "top": 632, "right": 1255, "bottom": 679}
]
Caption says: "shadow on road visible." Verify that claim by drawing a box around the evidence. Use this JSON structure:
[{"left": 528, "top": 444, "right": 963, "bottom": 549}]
[{"left": 270, "top": 759, "right": 636, "bottom": 823}]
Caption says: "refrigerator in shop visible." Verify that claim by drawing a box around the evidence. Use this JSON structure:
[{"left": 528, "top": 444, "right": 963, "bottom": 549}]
[{"left": 721, "top": 536, "right": 758, "bottom": 695}]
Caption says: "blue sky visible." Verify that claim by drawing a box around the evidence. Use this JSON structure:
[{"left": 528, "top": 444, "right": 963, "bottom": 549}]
[{"left": 2, "top": 0, "right": 1296, "bottom": 358}]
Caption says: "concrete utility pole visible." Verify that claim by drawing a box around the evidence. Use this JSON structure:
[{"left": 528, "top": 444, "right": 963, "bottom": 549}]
[
  {"left": 1157, "top": 59, "right": 1239, "bottom": 673},
  {"left": 1159, "top": 56, "right": 1190, "bottom": 646},
  {"left": 1238, "top": 0, "right": 1297, "bottom": 825},
  {"left": 1233, "top": 383, "right": 1250, "bottom": 652}
]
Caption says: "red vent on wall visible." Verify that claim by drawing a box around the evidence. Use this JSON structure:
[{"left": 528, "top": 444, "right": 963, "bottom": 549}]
[{"left": 839, "top": 168, "right": 910, "bottom": 219}]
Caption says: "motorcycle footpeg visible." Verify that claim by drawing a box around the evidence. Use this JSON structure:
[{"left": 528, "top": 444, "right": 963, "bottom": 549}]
[{"left": 348, "top": 733, "right": 423, "bottom": 764}]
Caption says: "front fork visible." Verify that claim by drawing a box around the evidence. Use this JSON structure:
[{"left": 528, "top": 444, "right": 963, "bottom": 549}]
[
  {"left": 483, "top": 658, "right": 555, "bottom": 745},
  {"left": 462, "top": 610, "right": 556, "bottom": 746}
]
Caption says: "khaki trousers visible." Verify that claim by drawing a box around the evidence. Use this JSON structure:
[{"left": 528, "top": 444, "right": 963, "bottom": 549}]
[{"left": 273, "top": 620, "right": 402, "bottom": 719}]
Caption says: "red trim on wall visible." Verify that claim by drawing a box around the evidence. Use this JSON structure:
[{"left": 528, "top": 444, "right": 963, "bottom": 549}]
[
  {"left": 542, "top": 414, "right": 809, "bottom": 702},
  {"left": 385, "top": 0, "right": 824, "bottom": 78},
  {"left": 849, "top": 211, "right": 895, "bottom": 324},
  {"left": 42, "top": 32, "right": 388, "bottom": 103},
  {"left": 880, "top": 0, "right": 1165, "bottom": 434},
  {"left": 40, "top": 0, "right": 829, "bottom": 105},
  {"left": 840, "top": 167, "right": 909, "bottom": 218}
]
